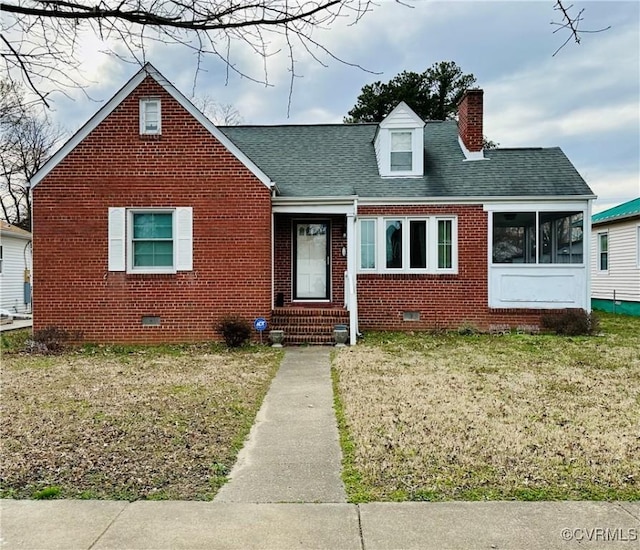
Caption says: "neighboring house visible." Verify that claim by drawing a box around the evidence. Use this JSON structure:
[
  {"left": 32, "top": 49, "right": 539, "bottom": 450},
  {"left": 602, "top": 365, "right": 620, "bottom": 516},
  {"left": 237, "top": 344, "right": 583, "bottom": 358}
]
[
  {"left": 0, "top": 221, "right": 32, "bottom": 316},
  {"left": 591, "top": 197, "right": 640, "bottom": 316},
  {"left": 29, "top": 64, "right": 595, "bottom": 344}
]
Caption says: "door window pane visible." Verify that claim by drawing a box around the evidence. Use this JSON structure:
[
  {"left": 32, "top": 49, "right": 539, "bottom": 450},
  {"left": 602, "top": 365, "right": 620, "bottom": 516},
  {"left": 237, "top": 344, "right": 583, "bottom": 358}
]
[
  {"left": 386, "top": 220, "right": 403, "bottom": 268},
  {"left": 409, "top": 221, "right": 427, "bottom": 269}
]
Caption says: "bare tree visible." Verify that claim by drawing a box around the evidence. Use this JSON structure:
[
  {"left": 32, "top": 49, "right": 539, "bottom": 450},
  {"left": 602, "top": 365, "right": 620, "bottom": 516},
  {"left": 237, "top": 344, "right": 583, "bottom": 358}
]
[
  {"left": 551, "top": 0, "right": 611, "bottom": 56},
  {"left": 0, "top": 80, "right": 66, "bottom": 230},
  {"left": 1, "top": 0, "right": 376, "bottom": 107},
  {"left": 192, "top": 94, "right": 243, "bottom": 126},
  {"left": 1, "top": 1, "right": 609, "bottom": 111}
]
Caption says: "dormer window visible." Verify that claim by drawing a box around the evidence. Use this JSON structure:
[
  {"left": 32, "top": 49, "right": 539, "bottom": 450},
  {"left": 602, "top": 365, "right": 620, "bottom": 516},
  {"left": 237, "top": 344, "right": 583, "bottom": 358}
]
[
  {"left": 375, "top": 102, "right": 425, "bottom": 177},
  {"left": 140, "top": 98, "right": 161, "bottom": 135},
  {"left": 390, "top": 131, "right": 413, "bottom": 172}
]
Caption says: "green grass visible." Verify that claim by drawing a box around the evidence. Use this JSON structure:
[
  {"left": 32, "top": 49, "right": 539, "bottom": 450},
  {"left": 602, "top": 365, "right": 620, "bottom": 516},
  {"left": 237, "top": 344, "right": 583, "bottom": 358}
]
[
  {"left": 332, "top": 312, "right": 640, "bottom": 502},
  {"left": 331, "top": 365, "right": 374, "bottom": 503},
  {"left": 1, "top": 342, "right": 282, "bottom": 500}
]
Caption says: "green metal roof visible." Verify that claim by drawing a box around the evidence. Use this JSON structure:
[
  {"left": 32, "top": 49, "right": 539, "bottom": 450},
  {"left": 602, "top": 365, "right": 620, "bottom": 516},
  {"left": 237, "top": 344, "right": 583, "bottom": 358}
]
[
  {"left": 220, "top": 121, "right": 594, "bottom": 199},
  {"left": 592, "top": 197, "right": 640, "bottom": 224}
]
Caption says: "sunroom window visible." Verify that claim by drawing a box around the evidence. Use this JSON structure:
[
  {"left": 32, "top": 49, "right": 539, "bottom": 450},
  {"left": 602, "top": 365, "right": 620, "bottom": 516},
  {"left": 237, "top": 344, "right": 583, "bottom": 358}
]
[{"left": 492, "top": 211, "right": 583, "bottom": 264}]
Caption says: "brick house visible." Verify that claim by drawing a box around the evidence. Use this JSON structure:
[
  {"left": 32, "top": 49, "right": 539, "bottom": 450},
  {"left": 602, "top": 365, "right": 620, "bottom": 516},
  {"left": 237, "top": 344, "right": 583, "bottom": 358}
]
[{"left": 30, "top": 64, "right": 595, "bottom": 344}]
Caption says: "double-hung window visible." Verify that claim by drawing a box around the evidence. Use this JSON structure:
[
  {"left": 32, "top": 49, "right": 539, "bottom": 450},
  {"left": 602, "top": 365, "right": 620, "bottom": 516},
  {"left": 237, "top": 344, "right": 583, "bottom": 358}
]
[
  {"left": 358, "top": 216, "right": 456, "bottom": 273},
  {"left": 140, "top": 98, "right": 161, "bottom": 135},
  {"left": 131, "top": 212, "right": 174, "bottom": 269},
  {"left": 390, "top": 132, "right": 413, "bottom": 172},
  {"left": 598, "top": 232, "right": 608, "bottom": 272},
  {"left": 108, "top": 207, "right": 193, "bottom": 274}
]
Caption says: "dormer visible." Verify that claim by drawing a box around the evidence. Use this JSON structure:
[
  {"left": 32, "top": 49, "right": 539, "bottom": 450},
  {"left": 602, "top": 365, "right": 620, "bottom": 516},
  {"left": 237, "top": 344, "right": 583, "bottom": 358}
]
[{"left": 374, "top": 102, "right": 425, "bottom": 177}]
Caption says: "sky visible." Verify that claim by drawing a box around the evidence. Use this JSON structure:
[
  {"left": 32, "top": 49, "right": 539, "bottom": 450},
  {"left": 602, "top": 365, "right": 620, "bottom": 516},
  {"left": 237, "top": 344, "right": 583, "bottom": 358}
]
[{"left": 45, "top": 1, "right": 640, "bottom": 213}]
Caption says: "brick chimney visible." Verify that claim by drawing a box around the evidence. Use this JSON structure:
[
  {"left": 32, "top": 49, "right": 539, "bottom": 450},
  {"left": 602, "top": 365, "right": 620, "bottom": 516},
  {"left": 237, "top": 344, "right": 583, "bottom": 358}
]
[{"left": 457, "top": 88, "right": 484, "bottom": 152}]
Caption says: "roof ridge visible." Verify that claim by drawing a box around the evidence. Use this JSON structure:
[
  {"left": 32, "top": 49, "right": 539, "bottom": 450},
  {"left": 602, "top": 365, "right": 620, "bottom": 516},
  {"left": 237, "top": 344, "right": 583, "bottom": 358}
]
[{"left": 220, "top": 122, "right": 378, "bottom": 128}]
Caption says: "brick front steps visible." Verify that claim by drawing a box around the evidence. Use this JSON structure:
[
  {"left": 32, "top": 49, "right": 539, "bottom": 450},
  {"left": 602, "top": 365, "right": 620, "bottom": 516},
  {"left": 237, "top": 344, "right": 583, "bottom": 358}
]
[{"left": 271, "top": 307, "right": 349, "bottom": 345}]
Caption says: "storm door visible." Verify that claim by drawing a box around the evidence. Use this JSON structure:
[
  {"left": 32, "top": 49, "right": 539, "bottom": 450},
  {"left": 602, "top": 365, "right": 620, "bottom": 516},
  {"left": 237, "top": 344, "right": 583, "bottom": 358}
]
[{"left": 294, "top": 221, "right": 330, "bottom": 300}]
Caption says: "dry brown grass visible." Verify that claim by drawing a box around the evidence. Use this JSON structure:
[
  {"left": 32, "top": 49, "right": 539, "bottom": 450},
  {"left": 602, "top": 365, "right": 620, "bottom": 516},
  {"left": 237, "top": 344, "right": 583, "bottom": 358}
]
[
  {"left": 333, "top": 314, "right": 640, "bottom": 501},
  {"left": 0, "top": 343, "right": 281, "bottom": 500}
]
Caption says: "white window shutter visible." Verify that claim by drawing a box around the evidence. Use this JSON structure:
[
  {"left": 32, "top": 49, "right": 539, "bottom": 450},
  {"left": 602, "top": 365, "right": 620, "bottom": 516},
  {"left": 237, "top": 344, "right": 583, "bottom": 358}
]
[
  {"left": 175, "top": 207, "right": 193, "bottom": 271},
  {"left": 108, "top": 207, "right": 126, "bottom": 271}
]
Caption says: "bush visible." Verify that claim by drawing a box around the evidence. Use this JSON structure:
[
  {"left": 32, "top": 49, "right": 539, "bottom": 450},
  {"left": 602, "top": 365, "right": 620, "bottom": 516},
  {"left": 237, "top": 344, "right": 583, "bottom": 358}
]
[
  {"left": 541, "top": 309, "right": 600, "bottom": 336},
  {"left": 457, "top": 322, "right": 480, "bottom": 336},
  {"left": 218, "top": 315, "right": 252, "bottom": 348},
  {"left": 27, "top": 326, "right": 80, "bottom": 354}
]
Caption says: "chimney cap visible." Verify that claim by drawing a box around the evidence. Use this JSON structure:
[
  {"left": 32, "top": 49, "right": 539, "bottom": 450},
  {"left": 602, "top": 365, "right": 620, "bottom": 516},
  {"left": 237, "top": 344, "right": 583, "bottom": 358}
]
[{"left": 457, "top": 88, "right": 484, "bottom": 106}]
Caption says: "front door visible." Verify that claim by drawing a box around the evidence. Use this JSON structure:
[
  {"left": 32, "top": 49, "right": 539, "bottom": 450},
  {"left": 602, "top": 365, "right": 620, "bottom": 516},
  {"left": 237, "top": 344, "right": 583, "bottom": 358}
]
[{"left": 294, "top": 221, "right": 330, "bottom": 300}]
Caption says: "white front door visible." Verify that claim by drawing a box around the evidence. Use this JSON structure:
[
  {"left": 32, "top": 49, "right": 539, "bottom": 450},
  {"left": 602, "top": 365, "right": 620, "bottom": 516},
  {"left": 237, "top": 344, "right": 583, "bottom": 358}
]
[{"left": 294, "top": 222, "right": 329, "bottom": 300}]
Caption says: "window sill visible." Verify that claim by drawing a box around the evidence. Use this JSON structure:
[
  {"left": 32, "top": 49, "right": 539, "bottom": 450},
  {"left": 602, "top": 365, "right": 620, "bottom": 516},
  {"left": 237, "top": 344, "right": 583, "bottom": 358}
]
[
  {"left": 358, "top": 271, "right": 458, "bottom": 277},
  {"left": 126, "top": 269, "right": 177, "bottom": 276},
  {"left": 490, "top": 263, "right": 586, "bottom": 268}
]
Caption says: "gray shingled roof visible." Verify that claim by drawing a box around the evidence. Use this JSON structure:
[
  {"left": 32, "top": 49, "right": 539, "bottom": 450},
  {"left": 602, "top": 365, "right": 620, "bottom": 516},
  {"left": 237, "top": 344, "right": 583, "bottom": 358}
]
[{"left": 220, "top": 121, "right": 594, "bottom": 199}]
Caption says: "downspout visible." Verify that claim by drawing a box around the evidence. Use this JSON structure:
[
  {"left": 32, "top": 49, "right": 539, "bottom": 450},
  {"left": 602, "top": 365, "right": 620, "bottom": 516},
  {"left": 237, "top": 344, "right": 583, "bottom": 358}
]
[
  {"left": 271, "top": 185, "right": 277, "bottom": 311},
  {"left": 346, "top": 199, "right": 358, "bottom": 345},
  {"left": 585, "top": 198, "right": 594, "bottom": 312}
]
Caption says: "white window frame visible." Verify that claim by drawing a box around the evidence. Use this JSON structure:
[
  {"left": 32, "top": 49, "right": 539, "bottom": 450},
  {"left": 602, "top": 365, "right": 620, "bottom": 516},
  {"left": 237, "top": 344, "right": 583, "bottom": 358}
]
[
  {"left": 140, "top": 98, "right": 161, "bottom": 135},
  {"left": 357, "top": 216, "right": 457, "bottom": 274},
  {"left": 490, "top": 210, "right": 585, "bottom": 266},
  {"left": 597, "top": 231, "right": 608, "bottom": 273},
  {"left": 359, "top": 218, "right": 377, "bottom": 271},
  {"left": 390, "top": 131, "right": 413, "bottom": 173},
  {"left": 108, "top": 207, "right": 192, "bottom": 274},
  {"left": 128, "top": 209, "right": 176, "bottom": 274}
]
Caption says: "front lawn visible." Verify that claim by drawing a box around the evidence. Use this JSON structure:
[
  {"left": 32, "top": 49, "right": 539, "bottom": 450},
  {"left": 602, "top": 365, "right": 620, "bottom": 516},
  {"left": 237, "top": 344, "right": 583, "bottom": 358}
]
[
  {"left": 0, "top": 337, "right": 281, "bottom": 500},
  {"left": 332, "top": 313, "right": 640, "bottom": 502}
]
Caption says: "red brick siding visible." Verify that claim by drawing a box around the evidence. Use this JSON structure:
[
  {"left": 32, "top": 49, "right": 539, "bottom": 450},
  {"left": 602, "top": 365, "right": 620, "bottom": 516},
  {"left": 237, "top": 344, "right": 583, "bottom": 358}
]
[
  {"left": 274, "top": 214, "right": 346, "bottom": 306},
  {"left": 457, "top": 89, "right": 484, "bottom": 152},
  {"left": 32, "top": 77, "right": 272, "bottom": 343},
  {"left": 356, "top": 204, "right": 553, "bottom": 331}
]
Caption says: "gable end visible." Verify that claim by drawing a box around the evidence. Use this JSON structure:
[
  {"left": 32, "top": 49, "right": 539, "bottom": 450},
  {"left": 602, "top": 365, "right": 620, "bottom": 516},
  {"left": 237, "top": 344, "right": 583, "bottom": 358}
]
[{"left": 30, "top": 64, "right": 274, "bottom": 189}]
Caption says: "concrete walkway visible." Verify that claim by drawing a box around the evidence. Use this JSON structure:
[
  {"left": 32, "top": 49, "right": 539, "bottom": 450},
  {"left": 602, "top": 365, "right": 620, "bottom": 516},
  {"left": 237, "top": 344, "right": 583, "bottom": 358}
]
[
  {"left": 1, "top": 348, "right": 639, "bottom": 549},
  {"left": 215, "top": 347, "right": 345, "bottom": 503},
  {"left": 2, "top": 500, "right": 638, "bottom": 549}
]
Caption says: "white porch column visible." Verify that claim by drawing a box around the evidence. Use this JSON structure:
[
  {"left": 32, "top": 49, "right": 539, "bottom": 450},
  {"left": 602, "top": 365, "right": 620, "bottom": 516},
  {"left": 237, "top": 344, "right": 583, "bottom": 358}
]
[{"left": 346, "top": 212, "right": 358, "bottom": 345}]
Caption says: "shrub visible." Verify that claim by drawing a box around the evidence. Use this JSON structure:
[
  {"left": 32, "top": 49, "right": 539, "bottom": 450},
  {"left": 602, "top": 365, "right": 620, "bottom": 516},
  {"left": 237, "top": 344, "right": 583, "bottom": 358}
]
[
  {"left": 218, "top": 315, "right": 252, "bottom": 348},
  {"left": 457, "top": 322, "right": 480, "bottom": 336},
  {"left": 541, "top": 309, "right": 600, "bottom": 336},
  {"left": 27, "top": 326, "right": 80, "bottom": 354}
]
